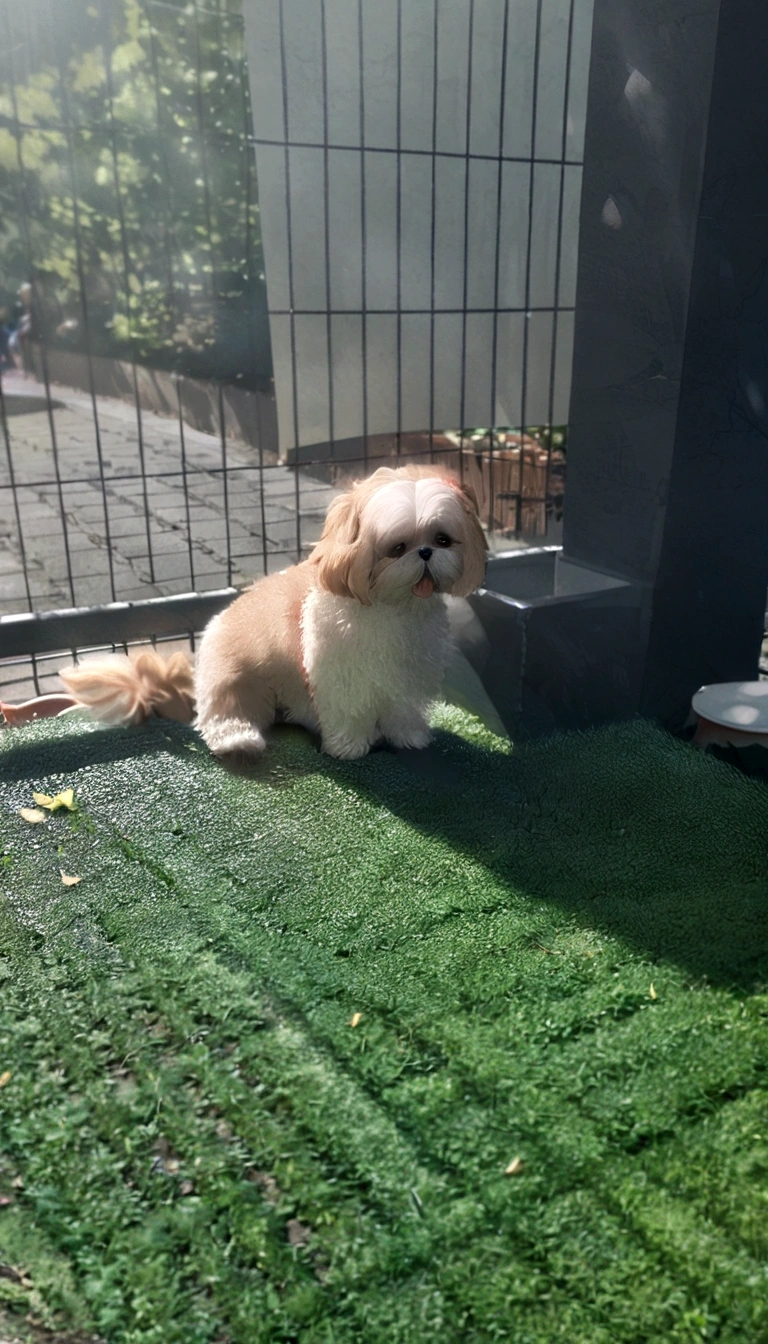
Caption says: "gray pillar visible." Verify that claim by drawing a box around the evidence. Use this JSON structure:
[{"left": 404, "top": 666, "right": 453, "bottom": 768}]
[{"left": 563, "top": 0, "right": 768, "bottom": 727}]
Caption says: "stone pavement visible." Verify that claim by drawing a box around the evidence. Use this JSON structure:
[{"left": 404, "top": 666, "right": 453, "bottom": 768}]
[
  {"left": 0, "top": 369, "right": 338, "bottom": 620},
  {"left": 0, "top": 369, "right": 339, "bottom": 698}
]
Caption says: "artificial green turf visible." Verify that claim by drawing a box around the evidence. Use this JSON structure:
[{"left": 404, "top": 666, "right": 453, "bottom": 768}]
[{"left": 0, "top": 708, "right": 767, "bottom": 1344}]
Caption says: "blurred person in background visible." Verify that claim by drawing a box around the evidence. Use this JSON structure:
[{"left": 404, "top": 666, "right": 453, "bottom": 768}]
[
  {"left": 8, "top": 282, "right": 34, "bottom": 376},
  {"left": 0, "top": 305, "right": 15, "bottom": 371}
]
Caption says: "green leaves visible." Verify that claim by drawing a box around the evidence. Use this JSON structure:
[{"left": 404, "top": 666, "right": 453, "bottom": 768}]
[{"left": 0, "top": 0, "right": 265, "bottom": 374}]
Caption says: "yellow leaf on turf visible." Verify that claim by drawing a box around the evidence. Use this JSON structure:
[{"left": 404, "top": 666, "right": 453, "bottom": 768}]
[
  {"left": 33, "top": 789, "right": 76, "bottom": 811},
  {"left": 60, "top": 871, "right": 82, "bottom": 887},
  {"left": 649, "top": 983, "right": 658, "bottom": 1000},
  {"left": 349, "top": 1012, "right": 362, "bottom": 1028},
  {"left": 0, "top": 1072, "right": 11, "bottom": 1088},
  {"left": 19, "top": 808, "right": 46, "bottom": 824},
  {"left": 504, "top": 1157, "right": 525, "bottom": 1176}
]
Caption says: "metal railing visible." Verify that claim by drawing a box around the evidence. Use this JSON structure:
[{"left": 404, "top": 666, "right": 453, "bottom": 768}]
[{"left": 0, "top": 0, "right": 587, "bottom": 696}]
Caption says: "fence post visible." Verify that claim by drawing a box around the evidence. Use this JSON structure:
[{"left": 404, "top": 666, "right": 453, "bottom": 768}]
[{"left": 563, "top": 0, "right": 768, "bottom": 727}]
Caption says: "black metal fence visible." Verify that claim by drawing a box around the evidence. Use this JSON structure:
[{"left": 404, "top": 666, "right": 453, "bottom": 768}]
[{"left": 0, "top": 0, "right": 577, "bottom": 700}]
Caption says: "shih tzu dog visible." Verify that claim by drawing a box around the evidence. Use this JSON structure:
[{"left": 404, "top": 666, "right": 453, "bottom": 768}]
[{"left": 47, "top": 465, "right": 487, "bottom": 761}]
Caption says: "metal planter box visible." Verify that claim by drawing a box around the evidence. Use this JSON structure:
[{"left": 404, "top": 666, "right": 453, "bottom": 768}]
[{"left": 451, "top": 547, "right": 646, "bottom": 739}]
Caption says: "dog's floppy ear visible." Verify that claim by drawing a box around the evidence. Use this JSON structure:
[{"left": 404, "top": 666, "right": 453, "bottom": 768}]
[
  {"left": 447, "top": 477, "right": 488, "bottom": 598},
  {"left": 311, "top": 485, "right": 374, "bottom": 605}
]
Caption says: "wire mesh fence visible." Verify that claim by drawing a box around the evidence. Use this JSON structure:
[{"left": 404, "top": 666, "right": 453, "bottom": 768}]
[
  {"left": 0, "top": 0, "right": 591, "bottom": 695},
  {"left": 247, "top": 0, "right": 584, "bottom": 491},
  {"left": 0, "top": 631, "right": 198, "bottom": 703}
]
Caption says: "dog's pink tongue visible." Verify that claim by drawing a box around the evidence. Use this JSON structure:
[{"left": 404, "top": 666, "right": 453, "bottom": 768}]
[{"left": 412, "top": 573, "right": 435, "bottom": 598}]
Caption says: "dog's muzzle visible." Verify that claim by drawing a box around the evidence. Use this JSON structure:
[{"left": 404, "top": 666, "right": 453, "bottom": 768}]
[{"left": 412, "top": 564, "right": 436, "bottom": 599}]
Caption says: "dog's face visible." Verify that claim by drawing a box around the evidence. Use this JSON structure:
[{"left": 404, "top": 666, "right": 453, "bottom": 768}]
[{"left": 311, "top": 466, "right": 487, "bottom": 605}]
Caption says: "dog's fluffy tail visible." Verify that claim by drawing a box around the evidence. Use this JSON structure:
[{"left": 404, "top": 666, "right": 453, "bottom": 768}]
[{"left": 60, "top": 650, "right": 195, "bottom": 726}]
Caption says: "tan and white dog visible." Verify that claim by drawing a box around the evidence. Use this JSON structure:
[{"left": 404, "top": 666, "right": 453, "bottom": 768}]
[{"left": 57, "top": 464, "right": 487, "bottom": 761}]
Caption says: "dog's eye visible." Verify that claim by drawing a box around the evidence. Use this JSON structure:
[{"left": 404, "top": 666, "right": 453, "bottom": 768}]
[
  {"left": 434, "top": 533, "right": 452, "bottom": 547},
  {"left": 389, "top": 542, "right": 406, "bottom": 558}
]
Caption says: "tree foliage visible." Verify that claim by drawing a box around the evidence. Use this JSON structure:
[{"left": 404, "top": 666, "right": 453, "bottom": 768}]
[{"left": 0, "top": 0, "right": 271, "bottom": 388}]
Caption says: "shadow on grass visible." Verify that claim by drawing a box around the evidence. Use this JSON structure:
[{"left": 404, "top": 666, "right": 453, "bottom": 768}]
[
  {"left": 0, "top": 720, "right": 194, "bottom": 784},
  {"left": 2, "top": 716, "right": 768, "bottom": 990},
  {"left": 352, "top": 723, "right": 768, "bottom": 992}
]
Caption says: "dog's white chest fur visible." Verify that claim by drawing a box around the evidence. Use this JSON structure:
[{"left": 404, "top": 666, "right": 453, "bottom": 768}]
[{"left": 300, "top": 587, "right": 450, "bottom": 758}]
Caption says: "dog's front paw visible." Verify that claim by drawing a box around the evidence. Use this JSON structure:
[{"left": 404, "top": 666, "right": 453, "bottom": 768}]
[
  {"left": 386, "top": 727, "right": 432, "bottom": 751},
  {"left": 198, "top": 715, "right": 267, "bottom": 759},
  {"left": 379, "top": 712, "right": 432, "bottom": 751},
  {"left": 321, "top": 733, "right": 373, "bottom": 760}
]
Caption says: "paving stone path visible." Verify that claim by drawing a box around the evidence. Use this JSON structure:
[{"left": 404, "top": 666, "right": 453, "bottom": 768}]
[
  {"left": 0, "top": 370, "right": 338, "bottom": 620},
  {"left": 0, "top": 370, "right": 339, "bottom": 698}
]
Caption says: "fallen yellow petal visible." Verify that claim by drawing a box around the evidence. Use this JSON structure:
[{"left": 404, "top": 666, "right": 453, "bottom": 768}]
[
  {"left": 349, "top": 1012, "right": 362, "bottom": 1028},
  {"left": 504, "top": 1157, "right": 525, "bottom": 1176},
  {"left": 19, "top": 808, "right": 46, "bottom": 824},
  {"left": 649, "top": 983, "right": 658, "bottom": 1000},
  {"left": 33, "top": 789, "right": 75, "bottom": 812},
  {"left": 0, "top": 1072, "right": 11, "bottom": 1088},
  {"left": 60, "top": 871, "right": 82, "bottom": 887}
]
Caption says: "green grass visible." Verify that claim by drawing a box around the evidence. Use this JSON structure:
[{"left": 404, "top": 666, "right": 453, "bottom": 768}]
[{"left": 0, "top": 708, "right": 767, "bottom": 1343}]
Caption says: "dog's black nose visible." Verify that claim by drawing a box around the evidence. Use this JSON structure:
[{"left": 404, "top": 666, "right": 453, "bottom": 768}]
[{"left": 418, "top": 546, "right": 433, "bottom": 561}]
